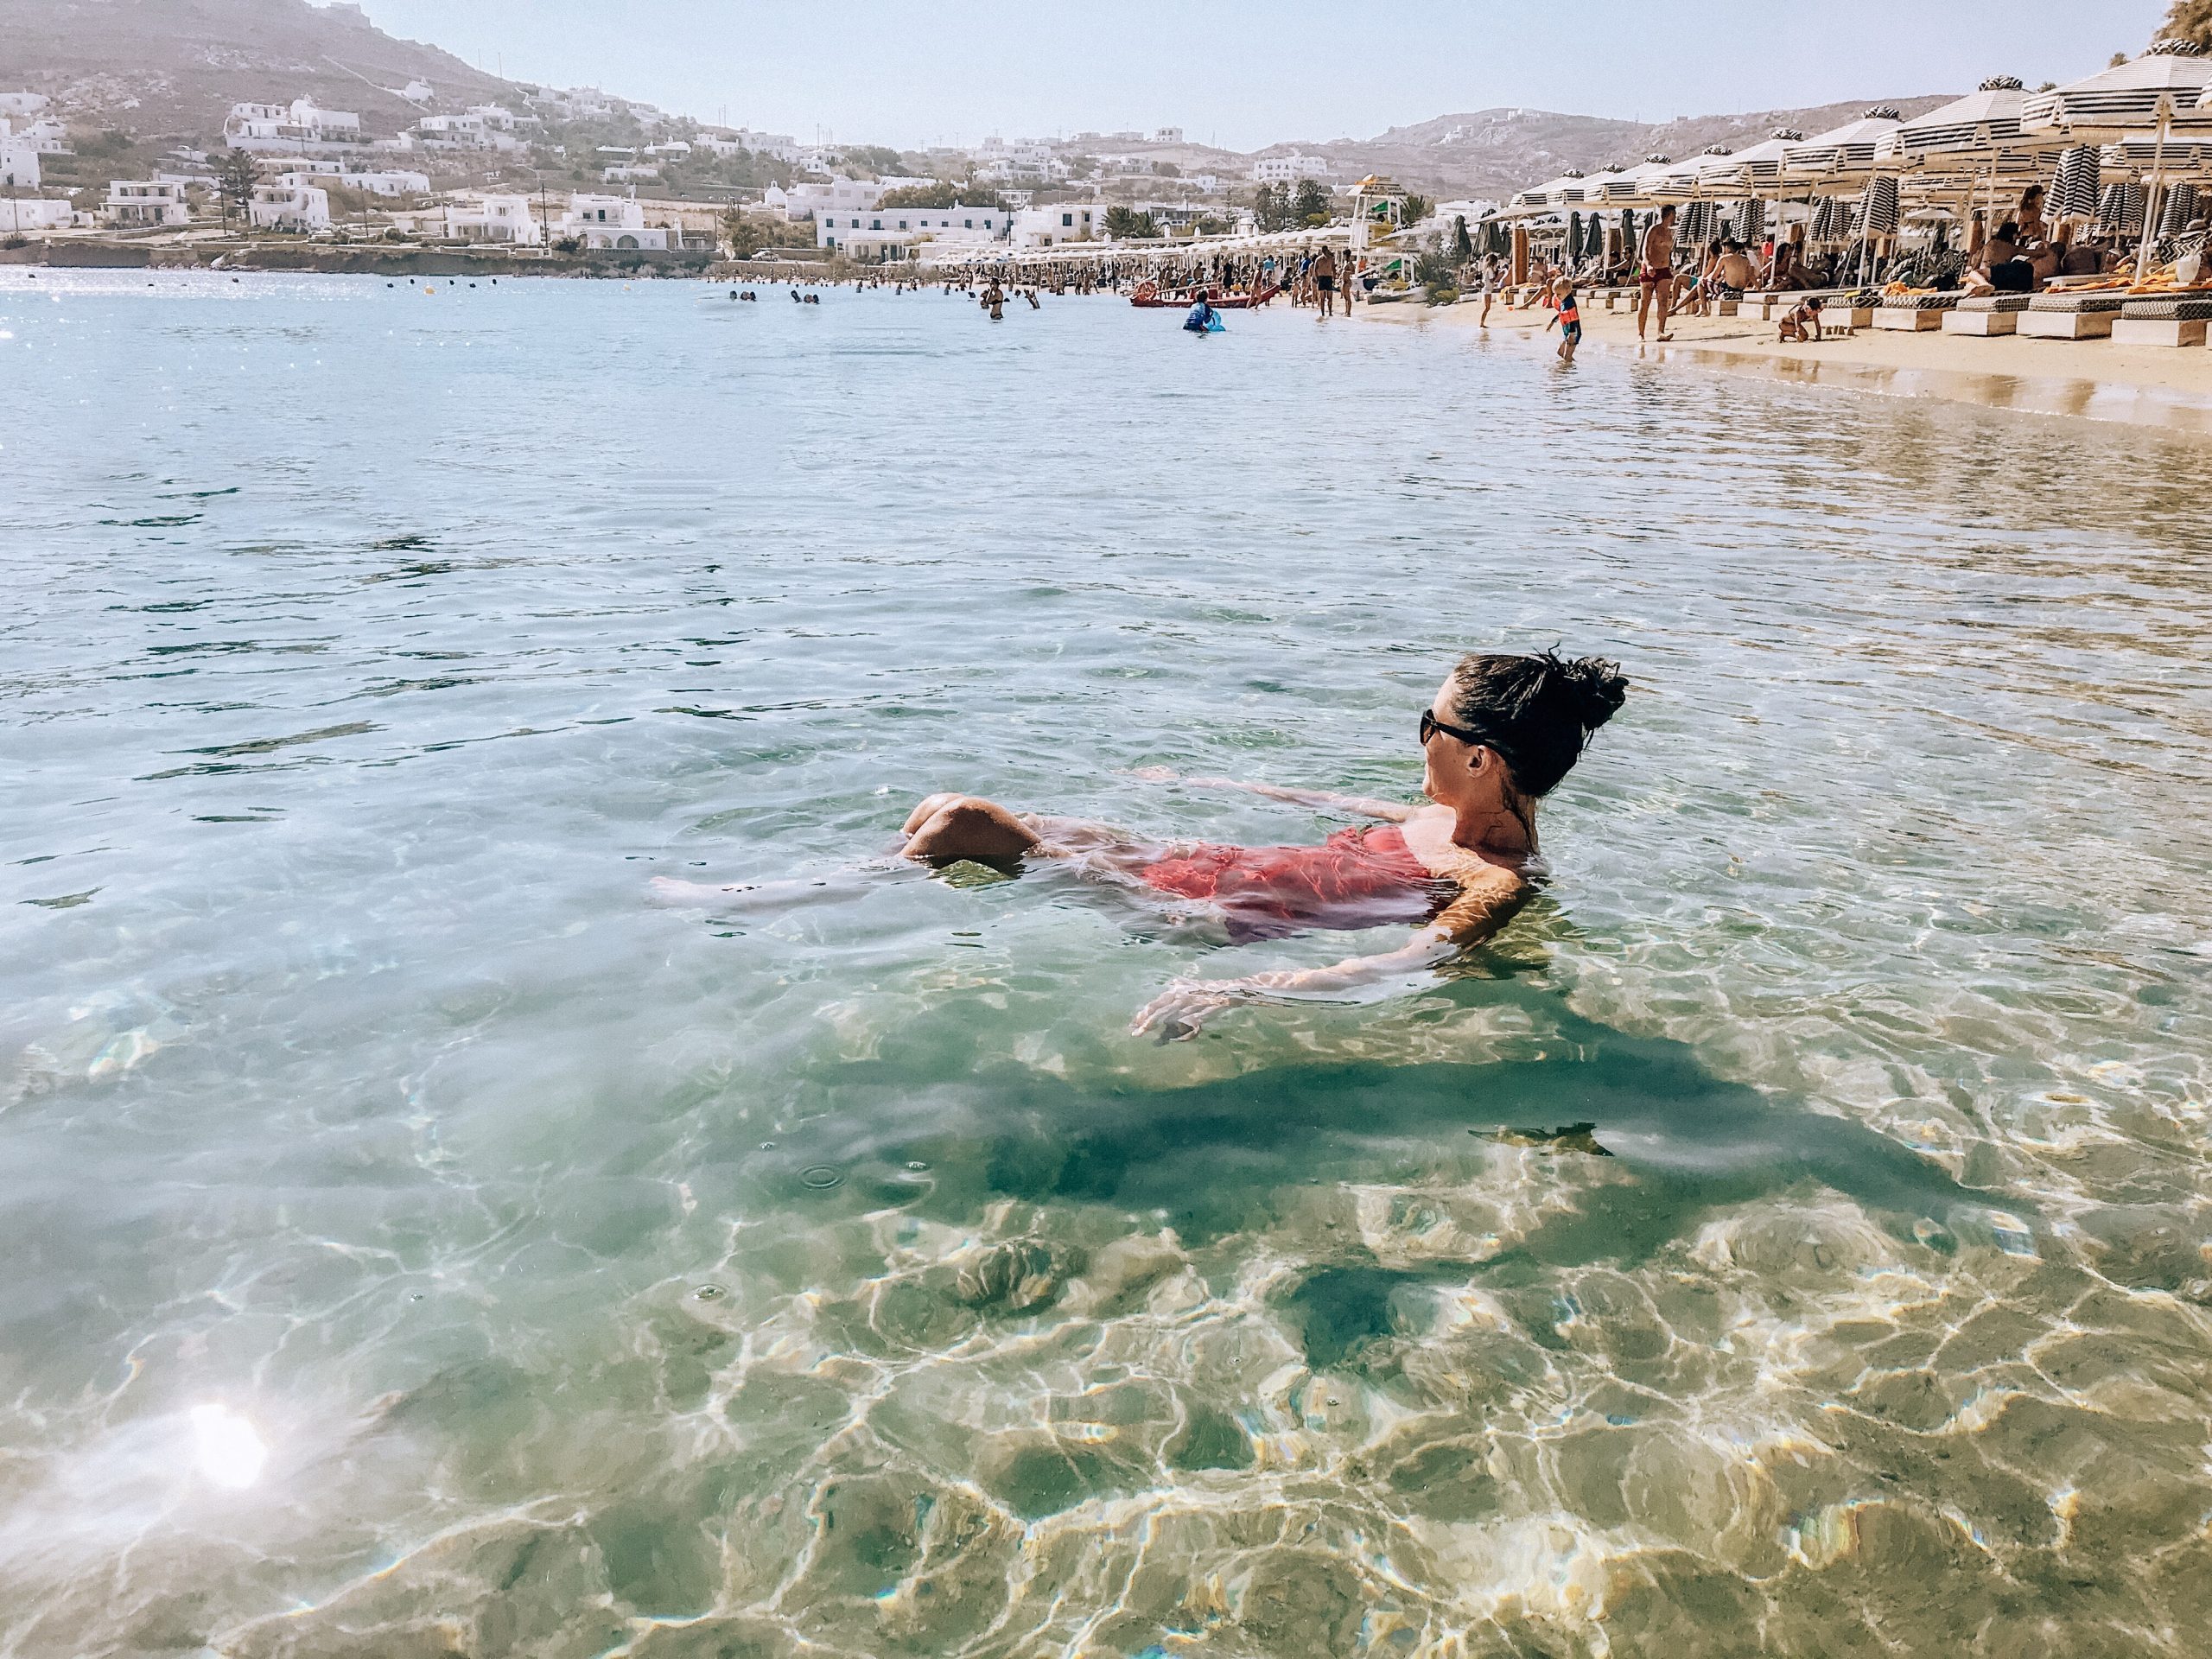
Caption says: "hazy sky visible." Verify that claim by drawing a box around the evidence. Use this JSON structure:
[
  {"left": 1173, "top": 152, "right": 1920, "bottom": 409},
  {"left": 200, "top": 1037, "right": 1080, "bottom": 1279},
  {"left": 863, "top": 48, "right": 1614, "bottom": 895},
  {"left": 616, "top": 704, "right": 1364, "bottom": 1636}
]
[{"left": 358, "top": 0, "right": 2169, "bottom": 150}]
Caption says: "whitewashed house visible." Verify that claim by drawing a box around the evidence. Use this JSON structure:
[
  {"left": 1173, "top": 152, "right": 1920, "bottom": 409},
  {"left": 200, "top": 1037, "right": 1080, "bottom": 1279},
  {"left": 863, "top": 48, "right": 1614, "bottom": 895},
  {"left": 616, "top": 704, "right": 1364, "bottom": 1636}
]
[
  {"left": 817, "top": 202, "right": 1006, "bottom": 259},
  {"left": 225, "top": 99, "right": 363, "bottom": 153},
  {"left": 1, "top": 195, "right": 76, "bottom": 232},
  {"left": 446, "top": 194, "right": 541, "bottom": 245},
  {"left": 1250, "top": 153, "right": 1332, "bottom": 183},
  {"left": 249, "top": 181, "right": 330, "bottom": 232},
  {"left": 0, "top": 92, "right": 51, "bottom": 119},
  {"left": 104, "top": 180, "right": 191, "bottom": 226},
  {"left": 556, "top": 193, "right": 670, "bottom": 250},
  {"left": 1, "top": 128, "right": 40, "bottom": 189},
  {"left": 1011, "top": 202, "right": 1102, "bottom": 248}
]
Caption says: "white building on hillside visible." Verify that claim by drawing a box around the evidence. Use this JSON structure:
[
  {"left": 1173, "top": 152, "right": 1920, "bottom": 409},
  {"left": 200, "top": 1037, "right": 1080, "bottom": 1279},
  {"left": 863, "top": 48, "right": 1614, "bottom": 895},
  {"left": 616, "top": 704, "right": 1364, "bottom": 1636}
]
[
  {"left": 699, "top": 128, "right": 798, "bottom": 161},
  {"left": 1250, "top": 153, "right": 1332, "bottom": 183},
  {"left": 1, "top": 129, "right": 40, "bottom": 189},
  {"left": 7, "top": 116, "right": 69, "bottom": 155},
  {"left": 1011, "top": 202, "right": 1103, "bottom": 248},
  {"left": 0, "top": 92, "right": 50, "bottom": 119},
  {"left": 271, "top": 162, "right": 430, "bottom": 197},
  {"left": 104, "top": 180, "right": 191, "bottom": 226},
  {"left": 556, "top": 193, "right": 670, "bottom": 250},
  {"left": 225, "top": 99, "right": 363, "bottom": 152},
  {"left": 1153, "top": 127, "right": 1185, "bottom": 143},
  {"left": 765, "top": 176, "right": 885, "bottom": 221},
  {"left": 416, "top": 111, "right": 519, "bottom": 152},
  {"left": 1, "top": 195, "right": 75, "bottom": 232},
  {"left": 447, "top": 194, "right": 541, "bottom": 245},
  {"left": 248, "top": 181, "right": 330, "bottom": 232},
  {"left": 816, "top": 202, "right": 1005, "bottom": 258},
  {"left": 601, "top": 163, "right": 660, "bottom": 183}
]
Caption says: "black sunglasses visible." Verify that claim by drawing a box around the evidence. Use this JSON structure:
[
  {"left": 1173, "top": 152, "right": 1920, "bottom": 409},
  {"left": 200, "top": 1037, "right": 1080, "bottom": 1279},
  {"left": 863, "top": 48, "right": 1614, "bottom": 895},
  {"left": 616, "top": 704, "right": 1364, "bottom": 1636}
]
[{"left": 1421, "top": 709, "right": 1488, "bottom": 747}]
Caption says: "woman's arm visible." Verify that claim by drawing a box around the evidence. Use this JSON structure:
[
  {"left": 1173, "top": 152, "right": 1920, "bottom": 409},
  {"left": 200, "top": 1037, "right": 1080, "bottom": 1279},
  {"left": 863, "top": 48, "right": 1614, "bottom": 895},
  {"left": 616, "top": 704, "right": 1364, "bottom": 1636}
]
[
  {"left": 1130, "top": 869, "right": 1527, "bottom": 1040},
  {"left": 1126, "top": 768, "right": 1418, "bottom": 823}
]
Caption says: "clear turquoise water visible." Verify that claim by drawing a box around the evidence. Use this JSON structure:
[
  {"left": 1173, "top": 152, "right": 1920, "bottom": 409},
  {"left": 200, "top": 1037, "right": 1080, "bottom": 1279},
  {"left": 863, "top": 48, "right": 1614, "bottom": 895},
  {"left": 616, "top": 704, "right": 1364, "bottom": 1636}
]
[{"left": 3, "top": 270, "right": 2210, "bottom": 1656}]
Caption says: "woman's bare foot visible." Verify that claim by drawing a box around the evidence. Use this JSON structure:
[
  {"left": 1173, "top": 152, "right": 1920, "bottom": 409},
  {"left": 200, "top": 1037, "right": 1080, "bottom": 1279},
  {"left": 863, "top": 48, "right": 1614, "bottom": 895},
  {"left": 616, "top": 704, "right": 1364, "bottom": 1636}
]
[{"left": 901, "top": 796, "right": 1041, "bottom": 863}]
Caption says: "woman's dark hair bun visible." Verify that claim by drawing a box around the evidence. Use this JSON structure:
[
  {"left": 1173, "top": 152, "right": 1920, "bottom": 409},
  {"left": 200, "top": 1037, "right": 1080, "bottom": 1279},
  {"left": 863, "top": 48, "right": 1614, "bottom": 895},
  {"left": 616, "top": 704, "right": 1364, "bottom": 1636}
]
[
  {"left": 1543, "top": 651, "right": 1629, "bottom": 734},
  {"left": 1447, "top": 648, "right": 1629, "bottom": 798}
]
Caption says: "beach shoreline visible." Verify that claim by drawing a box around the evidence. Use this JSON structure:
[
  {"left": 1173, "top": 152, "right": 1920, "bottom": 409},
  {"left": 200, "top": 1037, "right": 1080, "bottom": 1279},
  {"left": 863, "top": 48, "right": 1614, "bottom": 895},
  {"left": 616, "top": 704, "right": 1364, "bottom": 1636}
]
[{"left": 1355, "top": 289, "right": 2212, "bottom": 436}]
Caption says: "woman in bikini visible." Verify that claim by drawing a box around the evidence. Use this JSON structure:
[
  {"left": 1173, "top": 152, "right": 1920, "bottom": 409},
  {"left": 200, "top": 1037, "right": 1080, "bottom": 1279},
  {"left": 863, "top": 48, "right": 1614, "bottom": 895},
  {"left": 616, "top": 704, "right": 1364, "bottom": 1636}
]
[
  {"left": 658, "top": 652, "right": 1624, "bottom": 1038},
  {"left": 889, "top": 651, "right": 1625, "bottom": 1038}
]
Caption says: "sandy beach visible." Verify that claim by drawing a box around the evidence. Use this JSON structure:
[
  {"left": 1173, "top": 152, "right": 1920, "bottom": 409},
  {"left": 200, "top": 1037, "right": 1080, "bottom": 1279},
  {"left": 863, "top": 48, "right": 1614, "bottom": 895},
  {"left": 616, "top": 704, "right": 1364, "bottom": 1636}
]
[{"left": 1357, "top": 289, "right": 2212, "bottom": 435}]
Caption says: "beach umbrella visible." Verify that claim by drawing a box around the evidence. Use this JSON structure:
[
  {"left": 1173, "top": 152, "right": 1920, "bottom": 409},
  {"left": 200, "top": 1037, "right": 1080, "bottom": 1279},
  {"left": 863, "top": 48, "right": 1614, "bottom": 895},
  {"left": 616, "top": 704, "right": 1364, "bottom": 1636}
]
[
  {"left": 2097, "top": 181, "right": 2146, "bottom": 236},
  {"left": 1860, "top": 175, "right": 1901, "bottom": 237},
  {"left": 1679, "top": 200, "right": 1708, "bottom": 244},
  {"left": 1782, "top": 107, "right": 1905, "bottom": 189},
  {"left": 1567, "top": 210, "right": 1583, "bottom": 261},
  {"left": 2051, "top": 144, "right": 2101, "bottom": 220},
  {"left": 1736, "top": 198, "right": 1766, "bottom": 244},
  {"left": 2024, "top": 40, "right": 2212, "bottom": 277},
  {"left": 1596, "top": 155, "right": 1675, "bottom": 206},
  {"left": 1713, "top": 129, "right": 1805, "bottom": 194},
  {"left": 2161, "top": 179, "right": 2199, "bottom": 234}
]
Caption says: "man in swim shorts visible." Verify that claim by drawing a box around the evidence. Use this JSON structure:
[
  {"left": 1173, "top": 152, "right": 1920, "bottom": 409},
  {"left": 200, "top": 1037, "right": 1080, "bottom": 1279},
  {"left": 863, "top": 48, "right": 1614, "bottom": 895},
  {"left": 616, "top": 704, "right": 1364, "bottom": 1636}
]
[
  {"left": 1313, "top": 246, "right": 1338, "bottom": 316},
  {"left": 1637, "top": 204, "right": 1676, "bottom": 342}
]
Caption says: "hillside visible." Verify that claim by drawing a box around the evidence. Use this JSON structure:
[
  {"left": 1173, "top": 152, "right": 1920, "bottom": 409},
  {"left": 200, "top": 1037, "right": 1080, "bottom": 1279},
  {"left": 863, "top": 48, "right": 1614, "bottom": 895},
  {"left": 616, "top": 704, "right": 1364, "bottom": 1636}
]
[
  {"left": 1261, "top": 96, "right": 1959, "bottom": 200},
  {"left": 0, "top": 0, "right": 518, "bottom": 141}
]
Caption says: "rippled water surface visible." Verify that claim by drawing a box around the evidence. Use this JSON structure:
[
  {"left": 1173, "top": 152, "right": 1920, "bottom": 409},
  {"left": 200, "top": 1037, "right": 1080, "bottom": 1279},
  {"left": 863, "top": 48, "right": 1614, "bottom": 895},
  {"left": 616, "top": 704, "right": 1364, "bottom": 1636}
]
[{"left": 4, "top": 270, "right": 2210, "bottom": 1658}]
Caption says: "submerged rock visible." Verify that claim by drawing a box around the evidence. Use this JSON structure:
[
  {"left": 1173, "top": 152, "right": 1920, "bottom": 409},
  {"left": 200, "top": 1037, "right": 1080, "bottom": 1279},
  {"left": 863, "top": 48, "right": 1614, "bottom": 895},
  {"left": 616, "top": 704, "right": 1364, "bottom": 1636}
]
[{"left": 953, "top": 1240, "right": 1071, "bottom": 1313}]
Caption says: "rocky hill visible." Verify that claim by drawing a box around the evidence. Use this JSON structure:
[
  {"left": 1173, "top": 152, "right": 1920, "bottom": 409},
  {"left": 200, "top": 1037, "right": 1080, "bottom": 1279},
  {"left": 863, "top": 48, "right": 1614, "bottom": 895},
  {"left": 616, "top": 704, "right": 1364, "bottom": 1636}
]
[
  {"left": 0, "top": 0, "right": 519, "bottom": 141},
  {"left": 1258, "top": 96, "right": 1959, "bottom": 201}
]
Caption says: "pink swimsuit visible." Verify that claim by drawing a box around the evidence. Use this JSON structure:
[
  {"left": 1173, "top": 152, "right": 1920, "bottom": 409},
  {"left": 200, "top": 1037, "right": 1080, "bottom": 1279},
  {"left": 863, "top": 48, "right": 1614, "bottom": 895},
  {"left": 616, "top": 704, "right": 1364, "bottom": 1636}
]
[{"left": 1139, "top": 823, "right": 1449, "bottom": 941}]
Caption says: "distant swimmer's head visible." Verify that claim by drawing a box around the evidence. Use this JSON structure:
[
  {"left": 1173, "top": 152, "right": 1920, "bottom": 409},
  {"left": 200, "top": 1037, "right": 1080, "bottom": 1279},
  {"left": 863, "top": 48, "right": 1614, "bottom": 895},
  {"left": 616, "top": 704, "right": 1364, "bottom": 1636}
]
[{"left": 1421, "top": 651, "right": 1628, "bottom": 814}]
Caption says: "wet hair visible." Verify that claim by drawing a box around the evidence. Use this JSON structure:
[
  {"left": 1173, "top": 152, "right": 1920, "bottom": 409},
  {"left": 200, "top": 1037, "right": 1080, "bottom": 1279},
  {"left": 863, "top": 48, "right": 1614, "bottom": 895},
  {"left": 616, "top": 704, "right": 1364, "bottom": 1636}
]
[{"left": 1445, "top": 651, "right": 1629, "bottom": 798}]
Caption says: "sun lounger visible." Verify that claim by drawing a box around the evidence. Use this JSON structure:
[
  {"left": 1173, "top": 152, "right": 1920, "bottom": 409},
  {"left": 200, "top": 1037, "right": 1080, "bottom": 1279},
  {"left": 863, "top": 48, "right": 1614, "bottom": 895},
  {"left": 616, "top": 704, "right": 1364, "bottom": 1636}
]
[
  {"left": 2112, "top": 294, "right": 2212, "bottom": 346},
  {"left": 1873, "top": 294, "right": 1962, "bottom": 331},
  {"left": 2018, "top": 291, "right": 2129, "bottom": 340},
  {"left": 1942, "top": 294, "right": 2031, "bottom": 336}
]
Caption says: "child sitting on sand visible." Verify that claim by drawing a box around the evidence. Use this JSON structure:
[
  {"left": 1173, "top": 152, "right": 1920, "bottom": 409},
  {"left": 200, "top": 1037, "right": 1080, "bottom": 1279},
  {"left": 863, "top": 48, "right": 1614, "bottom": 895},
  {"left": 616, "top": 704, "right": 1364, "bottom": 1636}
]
[{"left": 1779, "top": 293, "right": 1823, "bottom": 343}]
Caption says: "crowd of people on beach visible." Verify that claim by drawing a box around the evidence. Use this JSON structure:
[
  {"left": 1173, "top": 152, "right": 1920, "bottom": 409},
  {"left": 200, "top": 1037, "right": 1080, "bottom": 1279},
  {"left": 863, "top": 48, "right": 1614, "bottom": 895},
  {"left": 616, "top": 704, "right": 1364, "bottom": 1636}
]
[{"left": 1480, "top": 178, "right": 2167, "bottom": 344}]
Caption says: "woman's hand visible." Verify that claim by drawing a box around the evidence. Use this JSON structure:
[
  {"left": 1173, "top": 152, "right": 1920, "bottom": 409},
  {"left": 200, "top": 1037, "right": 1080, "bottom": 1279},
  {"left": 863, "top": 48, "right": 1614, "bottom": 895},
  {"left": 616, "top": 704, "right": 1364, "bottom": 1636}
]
[{"left": 1131, "top": 976, "right": 1267, "bottom": 1041}]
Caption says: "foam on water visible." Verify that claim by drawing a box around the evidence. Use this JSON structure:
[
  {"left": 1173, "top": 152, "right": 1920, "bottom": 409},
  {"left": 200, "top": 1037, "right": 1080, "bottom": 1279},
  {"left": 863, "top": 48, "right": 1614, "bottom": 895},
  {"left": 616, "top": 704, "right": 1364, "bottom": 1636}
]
[{"left": 2, "top": 272, "right": 2209, "bottom": 1656}]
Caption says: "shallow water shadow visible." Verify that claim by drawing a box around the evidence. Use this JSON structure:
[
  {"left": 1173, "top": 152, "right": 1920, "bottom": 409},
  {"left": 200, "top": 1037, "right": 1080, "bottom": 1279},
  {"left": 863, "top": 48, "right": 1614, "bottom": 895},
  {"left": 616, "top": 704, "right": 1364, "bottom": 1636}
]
[{"left": 782, "top": 981, "right": 1999, "bottom": 1274}]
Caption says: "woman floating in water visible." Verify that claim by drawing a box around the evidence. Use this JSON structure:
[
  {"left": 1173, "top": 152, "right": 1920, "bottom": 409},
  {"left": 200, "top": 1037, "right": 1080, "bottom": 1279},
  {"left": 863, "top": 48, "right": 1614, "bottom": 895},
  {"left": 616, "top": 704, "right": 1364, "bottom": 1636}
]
[{"left": 658, "top": 652, "right": 1625, "bottom": 1039}]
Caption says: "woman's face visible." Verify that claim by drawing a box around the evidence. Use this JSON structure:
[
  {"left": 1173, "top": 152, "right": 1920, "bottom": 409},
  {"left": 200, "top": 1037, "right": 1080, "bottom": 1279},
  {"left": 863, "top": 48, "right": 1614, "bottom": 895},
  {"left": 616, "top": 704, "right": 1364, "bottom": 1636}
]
[{"left": 1421, "top": 676, "right": 1488, "bottom": 810}]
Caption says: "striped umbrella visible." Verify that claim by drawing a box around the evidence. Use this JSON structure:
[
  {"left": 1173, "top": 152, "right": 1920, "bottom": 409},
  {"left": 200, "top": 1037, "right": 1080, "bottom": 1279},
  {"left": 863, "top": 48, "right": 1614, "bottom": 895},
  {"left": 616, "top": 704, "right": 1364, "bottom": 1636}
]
[
  {"left": 2160, "top": 179, "right": 2198, "bottom": 234},
  {"left": 2051, "top": 144, "right": 2101, "bottom": 219},
  {"left": 1860, "top": 175, "right": 1901, "bottom": 236},
  {"left": 1736, "top": 198, "right": 1767, "bottom": 244},
  {"left": 1808, "top": 196, "right": 1838, "bottom": 239},
  {"left": 2097, "top": 181, "right": 2146, "bottom": 235}
]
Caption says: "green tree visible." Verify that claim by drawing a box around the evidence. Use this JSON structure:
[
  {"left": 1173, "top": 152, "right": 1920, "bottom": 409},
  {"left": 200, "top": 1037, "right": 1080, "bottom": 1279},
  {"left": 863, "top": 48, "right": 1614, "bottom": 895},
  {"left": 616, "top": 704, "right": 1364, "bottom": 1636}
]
[
  {"left": 1399, "top": 193, "right": 1433, "bottom": 227},
  {"left": 1103, "top": 205, "right": 1160, "bottom": 239},
  {"left": 216, "top": 148, "right": 260, "bottom": 233},
  {"left": 879, "top": 181, "right": 1004, "bottom": 210},
  {"left": 1291, "top": 177, "right": 1331, "bottom": 225},
  {"left": 1251, "top": 181, "right": 1286, "bottom": 230},
  {"left": 719, "top": 207, "right": 775, "bottom": 259},
  {"left": 2161, "top": 2, "right": 2212, "bottom": 48}
]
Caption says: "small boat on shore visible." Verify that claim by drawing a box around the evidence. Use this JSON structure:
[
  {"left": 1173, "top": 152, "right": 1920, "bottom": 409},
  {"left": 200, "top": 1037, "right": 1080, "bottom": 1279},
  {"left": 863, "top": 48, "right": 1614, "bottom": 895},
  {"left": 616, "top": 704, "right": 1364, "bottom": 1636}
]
[{"left": 1130, "top": 282, "right": 1282, "bottom": 309}]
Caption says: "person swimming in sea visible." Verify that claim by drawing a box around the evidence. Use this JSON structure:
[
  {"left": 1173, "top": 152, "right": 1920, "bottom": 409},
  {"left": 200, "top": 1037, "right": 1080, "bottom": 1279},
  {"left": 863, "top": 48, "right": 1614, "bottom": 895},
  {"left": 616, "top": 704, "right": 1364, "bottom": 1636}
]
[
  {"left": 655, "top": 652, "right": 1626, "bottom": 1039},
  {"left": 1184, "top": 292, "right": 1217, "bottom": 334}
]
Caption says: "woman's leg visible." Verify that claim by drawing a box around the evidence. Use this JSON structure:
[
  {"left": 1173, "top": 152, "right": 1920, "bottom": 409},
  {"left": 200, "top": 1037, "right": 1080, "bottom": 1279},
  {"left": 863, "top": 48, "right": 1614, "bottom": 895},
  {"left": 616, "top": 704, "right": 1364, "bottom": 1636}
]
[{"left": 901, "top": 795, "right": 1042, "bottom": 862}]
